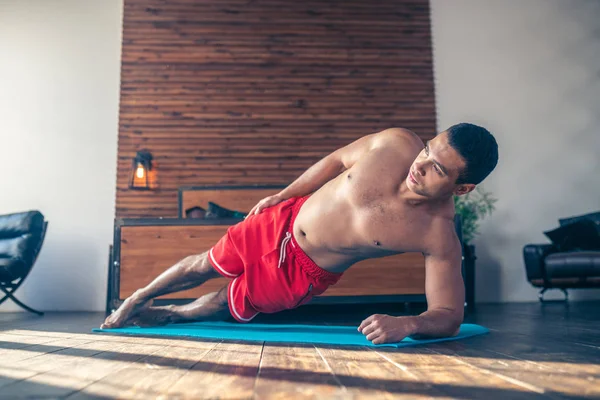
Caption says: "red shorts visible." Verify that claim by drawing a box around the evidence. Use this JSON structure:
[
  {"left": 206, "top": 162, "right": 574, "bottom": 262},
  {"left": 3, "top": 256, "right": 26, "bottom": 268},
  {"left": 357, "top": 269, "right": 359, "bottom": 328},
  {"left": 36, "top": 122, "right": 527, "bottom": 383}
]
[{"left": 209, "top": 195, "right": 343, "bottom": 322}]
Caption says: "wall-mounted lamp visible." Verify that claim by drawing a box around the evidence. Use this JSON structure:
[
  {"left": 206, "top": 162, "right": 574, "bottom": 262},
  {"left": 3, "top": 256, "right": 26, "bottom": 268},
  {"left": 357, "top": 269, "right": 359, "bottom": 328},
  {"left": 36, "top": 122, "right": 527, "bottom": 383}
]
[{"left": 129, "top": 150, "right": 154, "bottom": 190}]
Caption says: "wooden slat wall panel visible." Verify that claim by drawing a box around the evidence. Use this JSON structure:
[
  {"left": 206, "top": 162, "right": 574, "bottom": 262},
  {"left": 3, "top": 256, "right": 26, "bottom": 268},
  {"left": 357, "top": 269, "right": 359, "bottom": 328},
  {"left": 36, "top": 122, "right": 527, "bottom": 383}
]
[{"left": 116, "top": 0, "right": 437, "bottom": 218}]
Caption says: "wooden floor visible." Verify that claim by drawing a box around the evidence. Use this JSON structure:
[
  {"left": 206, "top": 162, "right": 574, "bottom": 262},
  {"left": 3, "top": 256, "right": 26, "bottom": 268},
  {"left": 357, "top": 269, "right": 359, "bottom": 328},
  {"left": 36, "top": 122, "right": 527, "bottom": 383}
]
[{"left": 0, "top": 301, "right": 598, "bottom": 399}]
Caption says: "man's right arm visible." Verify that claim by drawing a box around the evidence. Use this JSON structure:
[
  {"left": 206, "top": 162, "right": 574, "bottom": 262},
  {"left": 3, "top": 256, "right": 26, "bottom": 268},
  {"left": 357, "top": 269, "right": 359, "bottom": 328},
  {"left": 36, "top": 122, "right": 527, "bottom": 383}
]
[
  {"left": 279, "top": 127, "right": 417, "bottom": 198},
  {"left": 248, "top": 127, "right": 419, "bottom": 215}
]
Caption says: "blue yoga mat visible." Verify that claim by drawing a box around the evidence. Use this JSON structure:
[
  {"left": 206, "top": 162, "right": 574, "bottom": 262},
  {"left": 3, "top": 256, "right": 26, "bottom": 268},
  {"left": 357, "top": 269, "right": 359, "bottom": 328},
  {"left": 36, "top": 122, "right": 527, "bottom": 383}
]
[{"left": 93, "top": 322, "right": 488, "bottom": 348}]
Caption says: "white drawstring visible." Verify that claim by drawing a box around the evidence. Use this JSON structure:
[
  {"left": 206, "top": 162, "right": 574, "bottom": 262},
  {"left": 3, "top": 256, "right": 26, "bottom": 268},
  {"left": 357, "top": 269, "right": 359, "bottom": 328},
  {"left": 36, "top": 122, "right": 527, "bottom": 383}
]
[{"left": 277, "top": 232, "right": 292, "bottom": 268}]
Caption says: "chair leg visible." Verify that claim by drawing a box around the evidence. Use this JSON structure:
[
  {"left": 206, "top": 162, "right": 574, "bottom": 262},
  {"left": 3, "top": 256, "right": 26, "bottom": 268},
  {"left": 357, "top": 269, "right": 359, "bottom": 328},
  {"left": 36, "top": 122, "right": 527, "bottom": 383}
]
[
  {"left": 538, "top": 288, "right": 547, "bottom": 302},
  {"left": 0, "top": 293, "right": 9, "bottom": 307},
  {"left": 0, "top": 287, "right": 44, "bottom": 315},
  {"left": 539, "top": 287, "right": 568, "bottom": 303}
]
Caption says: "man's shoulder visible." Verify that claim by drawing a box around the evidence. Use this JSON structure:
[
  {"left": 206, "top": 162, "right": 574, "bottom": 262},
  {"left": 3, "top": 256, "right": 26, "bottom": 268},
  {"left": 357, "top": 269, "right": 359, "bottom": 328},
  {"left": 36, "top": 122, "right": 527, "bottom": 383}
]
[{"left": 373, "top": 127, "right": 424, "bottom": 150}]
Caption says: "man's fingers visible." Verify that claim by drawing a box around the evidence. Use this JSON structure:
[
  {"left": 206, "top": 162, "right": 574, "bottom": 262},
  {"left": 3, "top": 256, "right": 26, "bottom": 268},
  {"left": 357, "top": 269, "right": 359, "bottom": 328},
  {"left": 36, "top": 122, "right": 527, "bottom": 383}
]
[
  {"left": 358, "top": 321, "right": 367, "bottom": 332},
  {"left": 247, "top": 205, "right": 258, "bottom": 217},
  {"left": 360, "top": 322, "right": 377, "bottom": 337},
  {"left": 358, "top": 315, "right": 375, "bottom": 332},
  {"left": 255, "top": 202, "right": 267, "bottom": 214},
  {"left": 249, "top": 195, "right": 282, "bottom": 217},
  {"left": 251, "top": 202, "right": 261, "bottom": 215},
  {"left": 366, "top": 329, "right": 382, "bottom": 342},
  {"left": 371, "top": 335, "right": 386, "bottom": 345},
  {"left": 249, "top": 200, "right": 267, "bottom": 216},
  {"left": 367, "top": 330, "right": 389, "bottom": 344}
]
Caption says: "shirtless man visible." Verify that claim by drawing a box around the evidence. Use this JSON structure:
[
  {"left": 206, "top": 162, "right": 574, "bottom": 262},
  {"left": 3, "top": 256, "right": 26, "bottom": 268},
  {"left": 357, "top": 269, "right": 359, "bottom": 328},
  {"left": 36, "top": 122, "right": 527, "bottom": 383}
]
[{"left": 101, "top": 123, "right": 498, "bottom": 345}]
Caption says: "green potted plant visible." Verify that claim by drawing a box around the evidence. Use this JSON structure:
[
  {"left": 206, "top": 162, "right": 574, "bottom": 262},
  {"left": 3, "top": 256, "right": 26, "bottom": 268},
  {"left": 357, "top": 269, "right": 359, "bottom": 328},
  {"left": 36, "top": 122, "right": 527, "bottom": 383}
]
[{"left": 454, "top": 187, "right": 497, "bottom": 307}]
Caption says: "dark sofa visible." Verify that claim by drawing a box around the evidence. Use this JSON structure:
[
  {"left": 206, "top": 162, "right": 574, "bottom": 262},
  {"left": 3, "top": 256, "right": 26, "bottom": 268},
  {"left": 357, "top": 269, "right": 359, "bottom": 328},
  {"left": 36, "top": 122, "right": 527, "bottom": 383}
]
[{"left": 523, "top": 211, "right": 600, "bottom": 301}]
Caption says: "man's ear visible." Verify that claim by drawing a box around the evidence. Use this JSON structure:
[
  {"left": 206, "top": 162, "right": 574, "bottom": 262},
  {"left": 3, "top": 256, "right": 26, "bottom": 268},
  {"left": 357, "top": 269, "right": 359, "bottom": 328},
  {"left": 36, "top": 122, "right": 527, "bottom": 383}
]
[{"left": 454, "top": 184, "right": 475, "bottom": 196}]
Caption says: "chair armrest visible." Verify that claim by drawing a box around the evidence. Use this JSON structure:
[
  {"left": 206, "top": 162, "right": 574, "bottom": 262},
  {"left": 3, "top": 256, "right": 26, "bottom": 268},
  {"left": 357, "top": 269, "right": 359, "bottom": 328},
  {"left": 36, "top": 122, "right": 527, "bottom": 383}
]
[{"left": 523, "top": 244, "right": 557, "bottom": 282}]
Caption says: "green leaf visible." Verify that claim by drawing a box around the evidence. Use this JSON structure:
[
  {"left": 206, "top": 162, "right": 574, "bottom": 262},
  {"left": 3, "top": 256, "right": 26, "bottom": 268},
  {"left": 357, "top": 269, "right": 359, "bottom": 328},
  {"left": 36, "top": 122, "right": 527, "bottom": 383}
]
[{"left": 454, "top": 186, "right": 497, "bottom": 244}]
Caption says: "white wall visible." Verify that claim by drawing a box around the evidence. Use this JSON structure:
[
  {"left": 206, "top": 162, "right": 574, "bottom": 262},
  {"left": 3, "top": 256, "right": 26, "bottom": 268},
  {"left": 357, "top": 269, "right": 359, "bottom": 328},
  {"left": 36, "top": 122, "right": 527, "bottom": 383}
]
[
  {"left": 430, "top": 0, "right": 600, "bottom": 302},
  {"left": 0, "top": 0, "right": 123, "bottom": 311}
]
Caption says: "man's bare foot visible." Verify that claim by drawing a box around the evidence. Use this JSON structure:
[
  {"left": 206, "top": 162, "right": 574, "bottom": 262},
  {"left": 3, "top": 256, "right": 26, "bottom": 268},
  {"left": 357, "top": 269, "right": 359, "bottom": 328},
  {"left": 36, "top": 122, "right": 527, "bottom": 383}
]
[
  {"left": 128, "top": 305, "right": 177, "bottom": 327},
  {"left": 100, "top": 296, "right": 152, "bottom": 329}
]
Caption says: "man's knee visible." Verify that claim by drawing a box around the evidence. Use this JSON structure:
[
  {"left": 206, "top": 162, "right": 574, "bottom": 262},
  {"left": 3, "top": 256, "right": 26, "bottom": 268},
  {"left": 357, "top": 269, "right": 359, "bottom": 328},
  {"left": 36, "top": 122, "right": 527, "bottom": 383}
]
[
  {"left": 215, "top": 285, "right": 228, "bottom": 306},
  {"left": 211, "top": 287, "right": 231, "bottom": 320}
]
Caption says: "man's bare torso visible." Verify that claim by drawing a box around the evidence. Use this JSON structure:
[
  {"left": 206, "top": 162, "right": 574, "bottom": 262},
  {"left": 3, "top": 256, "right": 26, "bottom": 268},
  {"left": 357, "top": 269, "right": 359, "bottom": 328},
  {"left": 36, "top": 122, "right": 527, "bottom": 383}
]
[{"left": 293, "top": 134, "right": 457, "bottom": 273}]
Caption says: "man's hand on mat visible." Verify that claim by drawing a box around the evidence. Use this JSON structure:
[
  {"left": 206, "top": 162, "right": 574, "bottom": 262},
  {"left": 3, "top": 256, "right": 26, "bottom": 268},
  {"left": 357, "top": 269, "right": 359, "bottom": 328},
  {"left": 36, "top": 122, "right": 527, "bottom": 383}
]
[
  {"left": 358, "top": 314, "right": 417, "bottom": 345},
  {"left": 248, "top": 194, "right": 285, "bottom": 216},
  {"left": 100, "top": 296, "right": 152, "bottom": 329}
]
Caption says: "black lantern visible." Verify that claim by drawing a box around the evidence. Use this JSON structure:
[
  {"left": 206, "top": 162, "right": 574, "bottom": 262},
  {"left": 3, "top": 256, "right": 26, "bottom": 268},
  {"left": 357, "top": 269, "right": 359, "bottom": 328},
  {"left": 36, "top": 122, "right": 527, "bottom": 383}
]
[{"left": 129, "top": 150, "right": 153, "bottom": 190}]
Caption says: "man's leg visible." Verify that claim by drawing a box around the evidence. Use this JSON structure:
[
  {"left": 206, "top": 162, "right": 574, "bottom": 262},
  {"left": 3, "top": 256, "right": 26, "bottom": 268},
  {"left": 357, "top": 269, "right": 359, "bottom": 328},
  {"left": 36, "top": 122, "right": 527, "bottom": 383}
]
[
  {"left": 101, "top": 251, "right": 221, "bottom": 329},
  {"left": 125, "top": 285, "right": 230, "bottom": 327}
]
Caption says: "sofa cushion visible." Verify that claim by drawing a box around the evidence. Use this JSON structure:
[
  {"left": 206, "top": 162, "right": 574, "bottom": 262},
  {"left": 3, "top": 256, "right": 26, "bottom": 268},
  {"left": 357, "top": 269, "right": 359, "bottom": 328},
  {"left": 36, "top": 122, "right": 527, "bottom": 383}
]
[
  {"left": 0, "top": 233, "right": 39, "bottom": 270},
  {"left": 544, "top": 219, "right": 600, "bottom": 251},
  {"left": 559, "top": 211, "right": 600, "bottom": 227},
  {"left": 0, "top": 257, "right": 26, "bottom": 282},
  {"left": 545, "top": 251, "right": 600, "bottom": 279},
  {"left": 523, "top": 244, "right": 557, "bottom": 281}
]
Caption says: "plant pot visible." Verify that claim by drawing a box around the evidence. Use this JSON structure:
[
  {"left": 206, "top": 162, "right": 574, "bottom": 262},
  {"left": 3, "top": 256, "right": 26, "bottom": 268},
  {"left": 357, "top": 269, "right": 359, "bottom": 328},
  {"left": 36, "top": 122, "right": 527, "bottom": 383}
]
[{"left": 463, "top": 244, "right": 477, "bottom": 309}]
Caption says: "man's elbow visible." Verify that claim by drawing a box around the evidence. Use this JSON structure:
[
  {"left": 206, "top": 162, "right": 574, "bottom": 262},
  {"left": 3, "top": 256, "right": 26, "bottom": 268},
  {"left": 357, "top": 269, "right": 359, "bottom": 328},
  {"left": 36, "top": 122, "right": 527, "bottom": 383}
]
[
  {"left": 449, "top": 322, "right": 461, "bottom": 337},
  {"left": 449, "top": 313, "right": 464, "bottom": 336},
  {"left": 323, "top": 153, "right": 348, "bottom": 174},
  {"left": 437, "top": 307, "right": 463, "bottom": 336}
]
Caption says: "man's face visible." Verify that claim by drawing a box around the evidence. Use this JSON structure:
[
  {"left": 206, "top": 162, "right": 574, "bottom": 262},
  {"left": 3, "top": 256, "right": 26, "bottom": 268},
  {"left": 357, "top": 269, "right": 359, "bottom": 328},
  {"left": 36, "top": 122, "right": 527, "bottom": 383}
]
[{"left": 406, "top": 132, "right": 473, "bottom": 198}]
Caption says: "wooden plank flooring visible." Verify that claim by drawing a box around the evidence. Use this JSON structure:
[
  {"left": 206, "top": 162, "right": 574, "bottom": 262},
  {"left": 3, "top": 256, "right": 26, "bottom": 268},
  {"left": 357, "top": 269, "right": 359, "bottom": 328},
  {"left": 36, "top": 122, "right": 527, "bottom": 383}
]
[{"left": 0, "top": 302, "right": 598, "bottom": 399}]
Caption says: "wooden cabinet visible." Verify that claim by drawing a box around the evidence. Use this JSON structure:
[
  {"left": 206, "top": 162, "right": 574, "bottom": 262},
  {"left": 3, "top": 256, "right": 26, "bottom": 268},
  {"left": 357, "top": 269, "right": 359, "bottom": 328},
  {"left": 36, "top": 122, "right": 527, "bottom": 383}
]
[
  {"left": 108, "top": 218, "right": 426, "bottom": 311},
  {"left": 107, "top": 186, "right": 428, "bottom": 311}
]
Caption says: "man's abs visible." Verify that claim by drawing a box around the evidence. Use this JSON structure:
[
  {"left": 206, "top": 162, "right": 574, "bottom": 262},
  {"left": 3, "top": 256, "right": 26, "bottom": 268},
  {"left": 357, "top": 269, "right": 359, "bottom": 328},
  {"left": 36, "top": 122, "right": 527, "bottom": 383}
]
[{"left": 292, "top": 168, "right": 409, "bottom": 273}]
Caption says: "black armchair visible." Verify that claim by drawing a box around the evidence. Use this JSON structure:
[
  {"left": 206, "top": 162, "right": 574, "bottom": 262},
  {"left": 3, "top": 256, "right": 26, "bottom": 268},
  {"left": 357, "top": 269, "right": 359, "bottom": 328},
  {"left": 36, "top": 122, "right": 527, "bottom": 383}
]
[
  {"left": 0, "top": 210, "right": 48, "bottom": 315},
  {"left": 523, "top": 211, "right": 600, "bottom": 302}
]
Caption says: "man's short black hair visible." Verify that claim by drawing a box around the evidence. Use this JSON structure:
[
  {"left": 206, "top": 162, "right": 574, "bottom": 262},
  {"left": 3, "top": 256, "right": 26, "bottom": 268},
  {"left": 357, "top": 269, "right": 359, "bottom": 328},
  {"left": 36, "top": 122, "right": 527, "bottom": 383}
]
[{"left": 446, "top": 123, "right": 498, "bottom": 185}]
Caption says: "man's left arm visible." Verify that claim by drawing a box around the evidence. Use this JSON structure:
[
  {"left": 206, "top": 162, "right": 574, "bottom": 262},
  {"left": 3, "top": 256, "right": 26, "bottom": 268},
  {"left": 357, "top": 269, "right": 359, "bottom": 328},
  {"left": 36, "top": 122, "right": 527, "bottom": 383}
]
[
  {"left": 411, "top": 247, "right": 465, "bottom": 338},
  {"left": 358, "top": 243, "right": 464, "bottom": 344}
]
